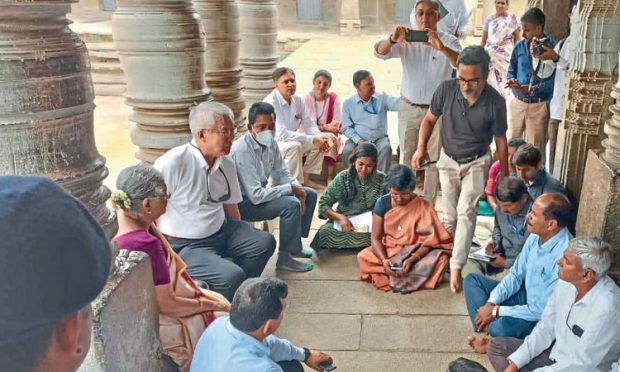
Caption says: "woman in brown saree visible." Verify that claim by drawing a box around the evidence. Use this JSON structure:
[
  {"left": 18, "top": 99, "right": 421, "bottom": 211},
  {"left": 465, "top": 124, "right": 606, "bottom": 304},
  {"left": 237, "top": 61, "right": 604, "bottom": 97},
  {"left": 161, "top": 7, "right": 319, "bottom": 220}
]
[
  {"left": 357, "top": 165, "right": 453, "bottom": 292},
  {"left": 111, "top": 165, "right": 230, "bottom": 371}
]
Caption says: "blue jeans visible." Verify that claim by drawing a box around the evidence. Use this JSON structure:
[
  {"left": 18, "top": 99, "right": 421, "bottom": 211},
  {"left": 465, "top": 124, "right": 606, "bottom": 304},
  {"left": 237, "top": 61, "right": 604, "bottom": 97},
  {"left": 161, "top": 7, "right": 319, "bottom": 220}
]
[
  {"left": 238, "top": 187, "right": 317, "bottom": 255},
  {"left": 463, "top": 273, "right": 537, "bottom": 338}
]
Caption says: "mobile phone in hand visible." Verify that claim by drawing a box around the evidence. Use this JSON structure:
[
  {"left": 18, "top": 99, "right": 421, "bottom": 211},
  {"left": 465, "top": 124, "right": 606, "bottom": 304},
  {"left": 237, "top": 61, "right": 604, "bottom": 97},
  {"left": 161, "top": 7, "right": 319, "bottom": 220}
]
[
  {"left": 319, "top": 361, "right": 337, "bottom": 371},
  {"left": 390, "top": 264, "right": 403, "bottom": 271},
  {"left": 405, "top": 29, "right": 429, "bottom": 42}
]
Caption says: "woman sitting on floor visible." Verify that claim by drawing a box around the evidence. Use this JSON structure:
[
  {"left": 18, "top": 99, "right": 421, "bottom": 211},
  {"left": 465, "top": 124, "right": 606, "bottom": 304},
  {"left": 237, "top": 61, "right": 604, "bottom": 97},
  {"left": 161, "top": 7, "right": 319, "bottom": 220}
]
[
  {"left": 111, "top": 165, "right": 230, "bottom": 371},
  {"left": 310, "top": 142, "right": 386, "bottom": 251},
  {"left": 357, "top": 165, "right": 453, "bottom": 293}
]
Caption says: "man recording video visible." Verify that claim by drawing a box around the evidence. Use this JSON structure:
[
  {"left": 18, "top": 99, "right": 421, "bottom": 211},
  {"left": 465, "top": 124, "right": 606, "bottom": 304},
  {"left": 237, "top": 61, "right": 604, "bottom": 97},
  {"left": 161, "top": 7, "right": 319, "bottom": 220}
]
[{"left": 506, "top": 7, "right": 556, "bottom": 164}]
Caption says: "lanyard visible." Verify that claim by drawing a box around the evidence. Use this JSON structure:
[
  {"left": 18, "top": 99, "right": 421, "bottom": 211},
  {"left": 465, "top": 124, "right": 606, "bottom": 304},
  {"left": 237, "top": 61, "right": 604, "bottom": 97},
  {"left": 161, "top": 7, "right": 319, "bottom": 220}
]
[
  {"left": 313, "top": 95, "right": 327, "bottom": 126},
  {"left": 528, "top": 41, "right": 544, "bottom": 97},
  {"left": 362, "top": 98, "right": 377, "bottom": 115}
]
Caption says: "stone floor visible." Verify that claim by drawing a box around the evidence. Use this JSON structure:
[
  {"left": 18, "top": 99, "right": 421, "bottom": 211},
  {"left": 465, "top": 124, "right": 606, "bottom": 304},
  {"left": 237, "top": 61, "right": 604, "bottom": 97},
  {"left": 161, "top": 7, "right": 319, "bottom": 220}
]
[{"left": 92, "top": 30, "right": 490, "bottom": 371}]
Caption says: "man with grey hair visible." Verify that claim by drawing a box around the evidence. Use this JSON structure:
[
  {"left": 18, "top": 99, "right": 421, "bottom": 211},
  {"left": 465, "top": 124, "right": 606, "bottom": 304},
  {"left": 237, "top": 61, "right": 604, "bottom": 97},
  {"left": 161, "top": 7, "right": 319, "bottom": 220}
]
[
  {"left": 412, "top": 45, "right": 509, "bottom": 293},
  {"left": 487, "top": 236, "right": 620, "bottom": 372},
  {"left": 375, "top": 0, "right": 461, "bottom": 200},
  {"left": 154, "top": 101, "right": 276, "bottom": 300}
]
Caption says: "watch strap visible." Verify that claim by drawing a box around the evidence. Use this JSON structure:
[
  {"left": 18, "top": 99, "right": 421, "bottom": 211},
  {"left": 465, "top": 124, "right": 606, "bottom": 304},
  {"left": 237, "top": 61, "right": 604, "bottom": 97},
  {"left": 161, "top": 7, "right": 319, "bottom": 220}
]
[{"left": 303, "top": 347, "right": 311, "bottom": 362}]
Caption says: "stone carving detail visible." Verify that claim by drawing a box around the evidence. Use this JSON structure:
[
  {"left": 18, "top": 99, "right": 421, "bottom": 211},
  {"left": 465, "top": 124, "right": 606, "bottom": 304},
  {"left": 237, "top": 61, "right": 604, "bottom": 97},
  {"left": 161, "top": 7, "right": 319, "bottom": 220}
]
[
  {"left": 0, "top": 0, "right": 115, "bottom": 236},
  {"left": 112, "top": 0, "right": 211, "bottom": 164},
  {"left": 238, "top": 0, "right": 279, "bottom": 107},
  {"left": 602, "top": 53, "right": 620, "bottom": 166},
  {"left": 552, "top": 0, "right": 619, "bottom": 200},
  {"left": 194, "top": 0, "right": 246, "bottom": 135}
]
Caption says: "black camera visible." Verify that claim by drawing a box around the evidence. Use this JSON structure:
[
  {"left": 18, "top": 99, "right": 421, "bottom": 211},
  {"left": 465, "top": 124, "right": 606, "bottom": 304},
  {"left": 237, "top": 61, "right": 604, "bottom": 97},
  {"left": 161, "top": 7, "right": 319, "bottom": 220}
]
[{"left": 532, "top": 37, "right": 551, "bottom": 56}]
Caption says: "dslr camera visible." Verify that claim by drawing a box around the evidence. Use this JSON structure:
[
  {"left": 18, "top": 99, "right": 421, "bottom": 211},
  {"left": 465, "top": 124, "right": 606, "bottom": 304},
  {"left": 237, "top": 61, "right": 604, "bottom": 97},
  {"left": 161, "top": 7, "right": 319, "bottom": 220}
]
[{"left": 532, "top": 37, "right": 551, "bottom": 56}]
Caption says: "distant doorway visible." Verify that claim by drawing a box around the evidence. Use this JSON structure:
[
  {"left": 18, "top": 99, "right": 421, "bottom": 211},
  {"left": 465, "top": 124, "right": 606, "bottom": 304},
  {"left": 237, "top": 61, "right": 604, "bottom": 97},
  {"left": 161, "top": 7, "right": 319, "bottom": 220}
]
[
  {"left": 297, "top": 0, "right": 322, "bottom": 21},
  {"left": 102, "top": 0, "right": 117, "bottom": 11},
  {"left": 394, "top": 0, "right": 416, "bottom": 25}
]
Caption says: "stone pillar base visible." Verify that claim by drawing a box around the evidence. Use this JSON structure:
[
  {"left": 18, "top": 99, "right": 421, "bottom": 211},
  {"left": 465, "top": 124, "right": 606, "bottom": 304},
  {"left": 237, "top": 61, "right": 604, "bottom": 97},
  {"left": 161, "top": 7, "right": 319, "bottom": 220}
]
[{"left": 576, "top": 149, "right": 620, "bottom": 280}]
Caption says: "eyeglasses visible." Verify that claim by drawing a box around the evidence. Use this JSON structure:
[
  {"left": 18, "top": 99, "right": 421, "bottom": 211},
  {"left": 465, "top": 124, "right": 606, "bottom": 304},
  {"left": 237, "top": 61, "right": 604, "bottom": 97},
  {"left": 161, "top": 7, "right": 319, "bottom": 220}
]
[
  {"left": 415, "top": 10, "right": 437, "bottom": 17},
  {"left": 206, "top": 167, "right": 231, "bottom": 203},
  {"left": 204, "top": 127, "right": 236, "bottom": 139},
  {"left": 457, "top": 77, "right": 482, "bottom": 88}
]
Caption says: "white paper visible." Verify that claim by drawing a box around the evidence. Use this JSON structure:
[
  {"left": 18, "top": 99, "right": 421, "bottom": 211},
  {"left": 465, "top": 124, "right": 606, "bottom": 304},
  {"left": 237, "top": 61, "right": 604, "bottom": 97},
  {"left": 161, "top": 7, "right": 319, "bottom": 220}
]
[
  {"left": 468, "top": 246, "right": 494, "bottom": 263},
  {"left": 334, "top": 211, "right": 373, "bottom": 233}
]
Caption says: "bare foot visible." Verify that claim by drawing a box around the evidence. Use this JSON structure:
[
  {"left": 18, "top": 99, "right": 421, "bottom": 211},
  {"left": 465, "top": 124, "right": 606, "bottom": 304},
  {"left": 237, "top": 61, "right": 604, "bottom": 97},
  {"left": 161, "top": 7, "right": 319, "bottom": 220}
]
[
  {"left": 303, "top": 179, "right": 326, "bottom": 191},
  {"left": 450, "top": 268, "right": 463, "bottom": 293},
  {"left": 467, "top": 334, "right": 490, "bottom": 354}
]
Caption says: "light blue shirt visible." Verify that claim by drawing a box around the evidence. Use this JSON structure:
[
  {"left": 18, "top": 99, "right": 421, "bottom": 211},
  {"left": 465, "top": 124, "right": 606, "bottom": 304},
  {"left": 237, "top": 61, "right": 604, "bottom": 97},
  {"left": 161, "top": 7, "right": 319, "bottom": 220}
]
[
  {"left": 190, "top": 316, "right": 305, "bottom": 372},
  {"left": 342, "top": 91, "right": 402, "bottom": 144},
  {"left": 488, "top": 228, "right": 570, "bottom": 322},
  {"left": 230, "top": 132, "right": 299, "bottom": 205}
]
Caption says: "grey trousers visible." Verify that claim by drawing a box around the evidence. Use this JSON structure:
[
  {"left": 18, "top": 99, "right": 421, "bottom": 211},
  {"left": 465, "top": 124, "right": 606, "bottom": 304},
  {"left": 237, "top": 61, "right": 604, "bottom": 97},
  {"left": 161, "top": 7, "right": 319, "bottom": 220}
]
[
  {"left": 487, "top": 337, "right": 553, "bottom": 372},
  {"left": 277, "top": 360, "right": 304, "bottom": 372},
  {"left": 168, "top": 220, "right": 276, "bottom": 300},
  {"left": 342, "top": 136, "right": 392, "bottom": 174},
  {"left": 238, "top": 187, "right": 317, "bottom": 255}
]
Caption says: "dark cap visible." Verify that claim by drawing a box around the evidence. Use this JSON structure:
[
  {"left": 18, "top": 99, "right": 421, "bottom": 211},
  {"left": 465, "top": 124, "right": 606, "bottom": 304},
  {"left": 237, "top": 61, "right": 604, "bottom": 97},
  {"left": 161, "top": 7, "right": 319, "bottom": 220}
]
[{"left": 0, "top": 176, "right": 111, "bottom": 345}]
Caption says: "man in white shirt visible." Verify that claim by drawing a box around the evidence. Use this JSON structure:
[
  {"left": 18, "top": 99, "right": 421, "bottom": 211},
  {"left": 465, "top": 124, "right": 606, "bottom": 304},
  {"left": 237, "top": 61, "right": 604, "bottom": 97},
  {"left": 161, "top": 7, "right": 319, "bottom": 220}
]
[
  {"left": 487, "top": 236, "right": 620, "bottom": 372},
  {"left": 535, "top": 36, "right": 571, "bottom": 172},
  {"left": 374, "top": 0, "right": 461, "bottom": 200},
  {"left": 154, "top": 101, "right": 276, "bottom": 300},
  {"left": 263, "top": 67, "right": 334, "bottom": 190}
]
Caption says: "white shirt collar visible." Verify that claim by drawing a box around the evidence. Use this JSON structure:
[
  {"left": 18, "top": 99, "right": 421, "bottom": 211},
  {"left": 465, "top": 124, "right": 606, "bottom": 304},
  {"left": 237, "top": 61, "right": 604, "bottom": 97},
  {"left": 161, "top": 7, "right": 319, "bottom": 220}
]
[{"left": 189, "top": 139, "right": 222, "bottom": 171}]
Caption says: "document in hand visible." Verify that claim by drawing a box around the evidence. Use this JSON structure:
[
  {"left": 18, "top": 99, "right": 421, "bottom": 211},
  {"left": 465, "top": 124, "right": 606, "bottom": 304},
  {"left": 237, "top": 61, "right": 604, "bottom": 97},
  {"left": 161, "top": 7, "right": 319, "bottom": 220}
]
[
  {"left": 468, "top": 246, "right": 495, "bottom": 263},
  {"left": 333, "top": 211, "right": 373, "bottom": 233}
]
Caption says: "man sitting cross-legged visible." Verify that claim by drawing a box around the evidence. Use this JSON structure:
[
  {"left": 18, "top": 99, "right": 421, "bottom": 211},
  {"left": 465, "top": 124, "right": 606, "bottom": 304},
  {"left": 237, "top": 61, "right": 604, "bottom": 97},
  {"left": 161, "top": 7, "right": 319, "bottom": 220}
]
[
  {"left": 464, "top": 193, "right": 573, "bottom": 353},
  {"left": 231, "top": 102, "right": 317, "bottom": 272},
  {"left": 488, "top": 236, "right": 620, "bottom": 372},
  {"left": 463, "top": 176, "right": 532, "bottom": 278},
  {"left": 191, "top": 277, "right": 334, "bottom": 372},
  {"left": 154, "top": 101, "right": 276, "bottom": 301}
]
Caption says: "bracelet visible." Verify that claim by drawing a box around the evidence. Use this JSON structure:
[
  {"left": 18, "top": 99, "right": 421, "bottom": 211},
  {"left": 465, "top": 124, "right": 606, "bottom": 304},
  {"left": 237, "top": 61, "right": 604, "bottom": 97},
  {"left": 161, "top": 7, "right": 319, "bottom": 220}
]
[
  {"left": 388, "top": 34, "right": 397, "bottom": 44},
  {"left": 492, "top": 305, "right": 500, "bottom": 319}
]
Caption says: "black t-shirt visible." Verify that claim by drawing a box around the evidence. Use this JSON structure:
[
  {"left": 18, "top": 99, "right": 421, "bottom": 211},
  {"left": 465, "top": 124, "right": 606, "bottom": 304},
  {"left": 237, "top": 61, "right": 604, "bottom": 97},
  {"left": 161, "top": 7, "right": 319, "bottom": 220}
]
[
  {"left": 373, "top": 194, "right": 392, "bottom": 217},
  {"left": 430, "top": 79, "right": 507, "bottom": 159}
]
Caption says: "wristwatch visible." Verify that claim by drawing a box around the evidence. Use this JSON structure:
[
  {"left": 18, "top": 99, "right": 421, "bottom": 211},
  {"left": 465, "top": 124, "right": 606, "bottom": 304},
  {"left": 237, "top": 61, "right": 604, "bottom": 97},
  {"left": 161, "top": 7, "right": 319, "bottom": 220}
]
[
  {"left": 303, "top": 347, "right": 311, "bottom": 362},
  {"left": 492, "top": 305, "right": 500, "bottom": 319}
]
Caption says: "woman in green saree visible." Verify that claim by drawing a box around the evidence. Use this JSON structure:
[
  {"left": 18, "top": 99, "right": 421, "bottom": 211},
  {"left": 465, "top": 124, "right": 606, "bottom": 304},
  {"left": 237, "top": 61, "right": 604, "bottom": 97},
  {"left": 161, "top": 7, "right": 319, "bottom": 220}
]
[{"left": 310, "top": 142, "right": 386, "bottom": 250}]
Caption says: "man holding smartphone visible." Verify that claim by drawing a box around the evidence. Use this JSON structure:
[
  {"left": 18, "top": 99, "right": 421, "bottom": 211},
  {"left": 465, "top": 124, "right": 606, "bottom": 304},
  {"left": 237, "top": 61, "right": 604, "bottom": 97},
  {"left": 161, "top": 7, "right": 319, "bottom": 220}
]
[
  {"left": 374, "top": 0, "right": 461, "bottom": 201},
  {"left": 506, "top": 8, "right": 556, "bottom": 163}
]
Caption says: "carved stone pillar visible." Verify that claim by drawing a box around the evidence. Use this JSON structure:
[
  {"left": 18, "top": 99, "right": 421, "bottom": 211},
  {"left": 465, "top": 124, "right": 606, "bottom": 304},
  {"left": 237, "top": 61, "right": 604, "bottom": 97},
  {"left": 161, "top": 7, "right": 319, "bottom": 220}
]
[
  {"left": 552, "top": 1, "right": 619, "bottom": 203},
  {"left": 112, "top": 0, "right": 211, "bottom": 164},
  {"left": 575, "top": 3, "right": 620, "bottom": 279},
  {"left": 0, "top": 1, "right": 115, "bottom": 236},
  {"left": 238, "top": 0, "right": 279, "bottom": 107},
  {"left": 194, "top": 0, "right": 246, "bottom": 135}
]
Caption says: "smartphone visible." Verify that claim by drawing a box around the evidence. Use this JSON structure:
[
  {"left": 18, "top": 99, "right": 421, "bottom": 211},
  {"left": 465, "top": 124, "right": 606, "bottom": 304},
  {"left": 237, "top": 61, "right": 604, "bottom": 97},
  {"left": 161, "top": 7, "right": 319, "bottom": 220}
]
[
  {"left": 405, "top": 29, "right": 429, "bottom": 43},
  {"left": 319, "top": 361, "right": 337, "bottom": 371},
  {"left": 390, "top": 264, "right": 403, "bottom": 271}
]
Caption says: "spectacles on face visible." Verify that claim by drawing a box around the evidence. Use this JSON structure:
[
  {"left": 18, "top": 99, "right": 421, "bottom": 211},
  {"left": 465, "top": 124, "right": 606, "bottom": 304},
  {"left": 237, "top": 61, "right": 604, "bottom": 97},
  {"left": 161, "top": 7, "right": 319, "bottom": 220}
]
[
  {"left": 205, "top": 127, "right": 236, "bottom": 139},
  {"left": 206, "top": 167, "right": 231, "bottom": 203},
  {"left": 415, "top": 9, "right": 437, "bottom": 17},
  {"left": 457, "top": 77, "right": 482, "bottom": 88}
]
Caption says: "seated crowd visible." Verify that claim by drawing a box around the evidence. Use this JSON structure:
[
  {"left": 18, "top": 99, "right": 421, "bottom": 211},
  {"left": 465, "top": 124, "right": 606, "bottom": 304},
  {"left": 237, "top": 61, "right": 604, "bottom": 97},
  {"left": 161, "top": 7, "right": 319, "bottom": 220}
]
[{"left": 4, "top": 1, "right": 620, "bottom": 372}]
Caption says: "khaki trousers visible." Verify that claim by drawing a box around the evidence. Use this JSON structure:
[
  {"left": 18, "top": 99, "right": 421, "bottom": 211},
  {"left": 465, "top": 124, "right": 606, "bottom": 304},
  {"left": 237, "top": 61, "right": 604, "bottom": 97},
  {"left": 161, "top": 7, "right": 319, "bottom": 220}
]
[
  {"left": 277, "top": 140, "right": 323, "bottom": 183},
  {"left": 437, "top": 150, "right": 491, "bottom": 270},
  {"left": 507, "top": 98, "right": 550, "bottom": 162},
  {"left": 398, "top": 104, "right": 441, "bottom": 201}
]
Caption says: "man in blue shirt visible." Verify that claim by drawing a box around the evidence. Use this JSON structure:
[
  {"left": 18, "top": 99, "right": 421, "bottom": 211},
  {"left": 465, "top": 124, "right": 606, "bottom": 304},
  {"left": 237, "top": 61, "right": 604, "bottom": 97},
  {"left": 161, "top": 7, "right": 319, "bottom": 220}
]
[
  {"left": 506, "top": 7, "right": 556, "bottom": 161},
  {"left": 512, "top": 144, "right": 566, "bottom": 201},
  {"left": 342, "top": 70, "right": 402, "bottom": 173},
  {"left": 191, "top": 277, "right": 333, "bottom": 372},
  {"left": 463, "top": 192, "right": 573, "bottom": 354},
  {"left": 463, "top": 176, "right": 532, "bottom": 278}
]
